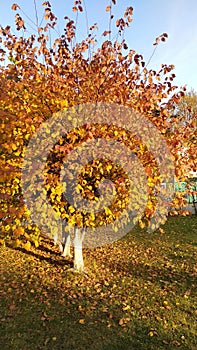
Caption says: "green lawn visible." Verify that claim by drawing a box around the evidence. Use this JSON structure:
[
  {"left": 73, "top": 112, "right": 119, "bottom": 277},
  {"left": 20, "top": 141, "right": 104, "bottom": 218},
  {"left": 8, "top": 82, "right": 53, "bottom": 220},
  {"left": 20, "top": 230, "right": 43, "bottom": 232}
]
[{"left": 0, "top": 216, "right": 196, "bottom": 350}]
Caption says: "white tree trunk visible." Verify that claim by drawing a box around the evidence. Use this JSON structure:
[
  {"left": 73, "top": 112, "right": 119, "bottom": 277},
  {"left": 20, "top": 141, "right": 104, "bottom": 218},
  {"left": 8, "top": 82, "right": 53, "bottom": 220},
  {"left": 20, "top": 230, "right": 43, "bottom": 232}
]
[
  {"left": 61, "top": 231, "right": 72, "bottom": 258},
  {"left": 73, "top": 227, "right": 85, "bottom": 272},
  {"left": 52, "top": 223, "right": 63, "bottom": 252}
]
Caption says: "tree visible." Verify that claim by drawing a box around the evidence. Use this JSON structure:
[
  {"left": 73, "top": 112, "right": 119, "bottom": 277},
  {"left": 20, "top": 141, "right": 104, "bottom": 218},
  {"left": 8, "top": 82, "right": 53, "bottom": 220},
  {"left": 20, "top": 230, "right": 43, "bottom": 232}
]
[
  {"left": 173, "top": 90, "right": 197, "bottom": 177},
  {"left": 166, "top": 90, "right": 197, "bottom": 211},
  {"left": 167, "top": 90, "right": 196, "bottom": 183},
  {"left": 0, "top": 1, "right": 194, "bottom": 271},
  {"left": 173, "top": 89, "right": 197, "bottom": 121}
]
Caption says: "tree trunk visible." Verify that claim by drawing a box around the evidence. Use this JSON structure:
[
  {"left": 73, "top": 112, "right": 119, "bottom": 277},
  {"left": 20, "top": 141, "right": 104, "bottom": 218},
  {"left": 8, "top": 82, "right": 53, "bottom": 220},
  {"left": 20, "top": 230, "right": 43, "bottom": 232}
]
[
  {"left": 73, "top": 227, "right": 85, "bottom": 272},
  {"left": 62, "top": 230, "right": 72, "bottom": 258}
]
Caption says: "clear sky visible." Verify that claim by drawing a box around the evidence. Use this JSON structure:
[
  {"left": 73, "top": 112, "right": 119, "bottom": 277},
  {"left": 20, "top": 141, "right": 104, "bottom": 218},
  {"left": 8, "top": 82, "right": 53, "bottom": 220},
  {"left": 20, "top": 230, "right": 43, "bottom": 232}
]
[{"left": 0, "top": 0, "right": 197, "bottom": 92}]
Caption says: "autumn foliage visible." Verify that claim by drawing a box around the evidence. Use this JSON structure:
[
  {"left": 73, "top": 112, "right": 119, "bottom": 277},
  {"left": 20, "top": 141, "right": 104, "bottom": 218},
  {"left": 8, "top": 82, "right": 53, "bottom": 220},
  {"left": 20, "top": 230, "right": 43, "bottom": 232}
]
[{"left": 0, "top": 1, "right": 196, "bottom": 254}]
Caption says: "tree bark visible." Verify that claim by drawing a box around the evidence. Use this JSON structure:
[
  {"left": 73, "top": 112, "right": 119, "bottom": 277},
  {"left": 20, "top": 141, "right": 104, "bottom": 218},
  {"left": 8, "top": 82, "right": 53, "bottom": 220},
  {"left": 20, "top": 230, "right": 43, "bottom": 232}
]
[
  {"left": 62, "top": 230, "right": 72, "bottom": 257},
  {"left": 73, "top": 227, "right": 85, "bottom": 272}
]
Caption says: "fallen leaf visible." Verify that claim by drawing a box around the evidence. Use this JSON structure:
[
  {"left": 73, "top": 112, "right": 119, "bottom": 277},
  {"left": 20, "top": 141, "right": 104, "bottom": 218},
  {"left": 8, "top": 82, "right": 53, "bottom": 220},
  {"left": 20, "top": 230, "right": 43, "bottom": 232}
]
[{"left": 79, "top": 319, "right": 85, "bottom": 324}]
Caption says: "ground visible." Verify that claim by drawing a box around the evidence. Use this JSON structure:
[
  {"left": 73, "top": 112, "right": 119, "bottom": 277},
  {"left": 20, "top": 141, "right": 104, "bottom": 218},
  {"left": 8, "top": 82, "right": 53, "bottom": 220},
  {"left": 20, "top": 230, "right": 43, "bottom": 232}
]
[{"left": 0, "top": 216, "right": 196, "bottom": 350}]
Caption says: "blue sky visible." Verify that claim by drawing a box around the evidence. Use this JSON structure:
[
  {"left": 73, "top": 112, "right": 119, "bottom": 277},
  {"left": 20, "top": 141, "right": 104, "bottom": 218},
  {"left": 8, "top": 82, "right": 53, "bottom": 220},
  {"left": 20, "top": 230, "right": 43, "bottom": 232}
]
[{"left": 0, "top": 0, "right": 197, "bottom": 92}]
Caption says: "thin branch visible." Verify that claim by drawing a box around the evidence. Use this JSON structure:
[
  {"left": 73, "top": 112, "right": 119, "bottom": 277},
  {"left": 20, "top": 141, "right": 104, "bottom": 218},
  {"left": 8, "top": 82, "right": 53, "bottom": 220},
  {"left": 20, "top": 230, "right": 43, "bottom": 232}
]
[
  {"left": 33, "top": 0, "right": 39, "bottom": 27},
  {"left": 82, "top": 0, "right": 89, "bottom": 37},
  {"left": 145, "top": 45, "right": 158, "bottom": 69},
  {"left": 16, "top": 4, "right": 37, "bottom": 28},
  {"left": 33, "top": 0, "right": 39, "bottom": 35},
  {"left": 39, "top": 13, "right": 45, "bottom": 28},
  {"left": 108, "top": 0, "right": 112, "bottom": 41}
]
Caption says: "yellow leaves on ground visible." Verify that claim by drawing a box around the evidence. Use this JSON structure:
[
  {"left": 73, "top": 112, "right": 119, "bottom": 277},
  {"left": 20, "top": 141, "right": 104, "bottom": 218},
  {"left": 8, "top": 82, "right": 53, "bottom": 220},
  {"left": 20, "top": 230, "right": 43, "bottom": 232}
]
[
  {"left": 158, "top": 227, "right": 165, "bottom": 234},
  {"left": 0, "top": 216, "right": 196, "bottom": 348},
  {"left": 79, "top": 319, "right": 85, "bottom": 324},
  {"left": 148, "top": 330, "right": 157, "bottom": 337},
  {"left": 118, "top": 317, "right": 131, "bottom": 326},
  {"left": 122, "top": 304, "right": 131, "bottom": 311}
]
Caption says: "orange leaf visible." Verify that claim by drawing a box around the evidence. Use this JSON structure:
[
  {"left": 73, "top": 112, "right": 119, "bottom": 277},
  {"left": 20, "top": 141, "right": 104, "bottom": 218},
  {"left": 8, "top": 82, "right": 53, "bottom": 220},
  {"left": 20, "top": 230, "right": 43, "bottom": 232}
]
[
  {"left": 106, "top": 6, "right": 111, "bottom": 12},
  {"left": 13, "top": 227, "right": 25, "bottom": 237},
  {"left": 11, "top": 4, "right": 19, "bottom": 10},
  {"left": 102, "top": 30, "right": 111, "bottom": 37}
]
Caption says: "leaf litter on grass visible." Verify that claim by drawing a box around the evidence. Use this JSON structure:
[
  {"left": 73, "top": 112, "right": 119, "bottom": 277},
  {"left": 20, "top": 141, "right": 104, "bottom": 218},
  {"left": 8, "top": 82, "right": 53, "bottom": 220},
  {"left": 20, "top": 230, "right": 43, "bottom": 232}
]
[{"left": 0, "top": 216, "right": 197, "bottom": 350}]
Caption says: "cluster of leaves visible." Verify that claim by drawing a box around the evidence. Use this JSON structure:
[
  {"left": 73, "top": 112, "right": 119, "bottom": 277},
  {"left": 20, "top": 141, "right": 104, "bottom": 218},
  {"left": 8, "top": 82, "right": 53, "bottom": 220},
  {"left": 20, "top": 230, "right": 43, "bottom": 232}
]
[
  {"left": 44, "top": 122, "right": 160, "bottom": 231},
  {"left": 0, "top": 1, "right": 195, "bottom": 248}
]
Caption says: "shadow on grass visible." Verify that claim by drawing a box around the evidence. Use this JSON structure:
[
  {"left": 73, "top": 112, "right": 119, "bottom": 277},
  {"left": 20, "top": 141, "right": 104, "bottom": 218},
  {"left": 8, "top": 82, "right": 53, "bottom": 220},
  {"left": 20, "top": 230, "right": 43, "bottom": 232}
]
[
  {"left": 106, "top": 254, "right": 196, "bottom": 296},
  {"left": 6, "top": 241, "right": 73, "bottom": 268},
  {"left": 1, "top": 249, "right": 196, "bottom": 349},
  {"left": 0, "top": 291, "right": 193, "bottom": 350},
  {"left": 1, "top": 216, "right": 196, "bottom": 349}
]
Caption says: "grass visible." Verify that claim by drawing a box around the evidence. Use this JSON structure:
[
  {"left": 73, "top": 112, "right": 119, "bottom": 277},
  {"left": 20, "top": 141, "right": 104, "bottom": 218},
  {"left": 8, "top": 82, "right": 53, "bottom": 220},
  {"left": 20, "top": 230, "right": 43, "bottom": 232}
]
[{"left": 0, "top": 215, "right": 197, "bottom": 350}]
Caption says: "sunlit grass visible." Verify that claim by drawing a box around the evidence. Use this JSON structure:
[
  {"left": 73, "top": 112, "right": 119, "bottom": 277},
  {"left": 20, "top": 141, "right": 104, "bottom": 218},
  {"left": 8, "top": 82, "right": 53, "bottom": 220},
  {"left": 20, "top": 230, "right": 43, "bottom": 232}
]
[{"left": 0, "top": 215, "right": 196, "bottom": 350}]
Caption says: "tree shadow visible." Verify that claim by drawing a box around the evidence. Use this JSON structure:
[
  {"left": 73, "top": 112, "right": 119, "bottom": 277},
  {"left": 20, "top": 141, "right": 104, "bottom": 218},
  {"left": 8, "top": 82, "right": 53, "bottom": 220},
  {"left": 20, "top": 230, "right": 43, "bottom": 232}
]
[
  {"left": 6, "top": 240, "right": 73, "bottom": 268},
  {"left": 107, "top": 256, "right": 195, "bottom": 293}
]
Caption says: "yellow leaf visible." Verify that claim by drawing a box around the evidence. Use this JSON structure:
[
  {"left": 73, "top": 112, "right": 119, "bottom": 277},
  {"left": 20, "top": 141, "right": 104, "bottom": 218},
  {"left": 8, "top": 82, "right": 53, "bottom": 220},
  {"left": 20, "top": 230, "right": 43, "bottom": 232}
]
[
  {"left": 0, "top": 239, "right": 5, "bottom": 247},
  {"left": 122, "top": 305, "right": 130, "bottom": 311},
  {"left": 106, "top": 164, "right": 112, "bottom": 172},
  {"left": 104, "top": 207, "right": 112, "bottom": 215},
  {"left": 60, "top": 100, "right": 68, "bottom": 109},
  {"left": 118, "top": 318, "right": 124, "bottom": 326},
  {"left": 79, "top": 319, "right": 85, "bottom": 324},
  {"left": 139, "top": 220, "right": 145, "bottom": 229},
  {"left": 23, "top": 241, "right": 31, "bottom": 250},
  {"left": 34, "top": 240, "right": 39, "bottom": 248},
  {"left": 12, "top": 144, "right": 17, "bottom": 151},
  {"left": 149, "top": 331, "right": 154, "bottom": 337},
  {"left": 69, "top": 206, "right": 75, "bottom": 214},
  {"left": 15, "top": 239, "right": 21, "bottom": 248}
]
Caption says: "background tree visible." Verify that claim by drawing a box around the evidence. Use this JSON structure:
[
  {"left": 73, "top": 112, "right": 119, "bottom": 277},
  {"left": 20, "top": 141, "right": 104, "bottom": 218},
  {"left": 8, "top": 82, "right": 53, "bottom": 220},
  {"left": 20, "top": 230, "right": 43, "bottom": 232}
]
[
  {"left": 166, "top": 90, "right": 196, "bottom": 176},
  {"left": 173, "top": 89, "right": 197, "bottom": 121},
  {"left": 166, "top": 90, "right": 197, "bottom": 211}
]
